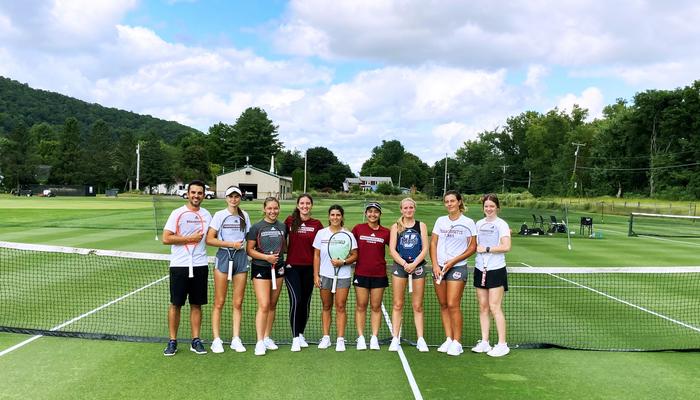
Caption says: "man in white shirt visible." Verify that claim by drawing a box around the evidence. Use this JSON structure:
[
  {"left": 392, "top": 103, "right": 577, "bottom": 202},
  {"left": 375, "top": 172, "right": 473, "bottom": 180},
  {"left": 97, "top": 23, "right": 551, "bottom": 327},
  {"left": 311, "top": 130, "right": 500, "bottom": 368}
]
[{"left": 162, "top": 180, "right": 212, "bottom": 356}]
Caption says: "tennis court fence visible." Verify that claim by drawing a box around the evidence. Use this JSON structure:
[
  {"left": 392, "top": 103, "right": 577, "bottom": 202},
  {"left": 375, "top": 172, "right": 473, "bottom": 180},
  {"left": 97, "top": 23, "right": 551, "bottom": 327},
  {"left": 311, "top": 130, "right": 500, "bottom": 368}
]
[{"left": 2, "top": 241, "right": 699, "bottom": 351}]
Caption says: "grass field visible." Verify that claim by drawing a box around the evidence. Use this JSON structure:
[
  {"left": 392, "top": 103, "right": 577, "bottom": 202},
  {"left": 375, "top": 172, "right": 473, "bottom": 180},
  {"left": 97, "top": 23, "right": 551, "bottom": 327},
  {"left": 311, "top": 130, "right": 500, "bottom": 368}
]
[{"left": 1, "top": 195, "right": 700, "bottom": 399}]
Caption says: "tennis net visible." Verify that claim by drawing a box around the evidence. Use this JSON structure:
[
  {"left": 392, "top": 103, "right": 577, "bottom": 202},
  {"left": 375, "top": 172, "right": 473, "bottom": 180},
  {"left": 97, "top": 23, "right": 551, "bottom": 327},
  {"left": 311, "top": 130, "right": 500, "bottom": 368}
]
[
  {"left": 2, "top": 241, "right": 699, "bottom": 351},
  {"left": 628, "top": 212, "right": 700, "bottom": 238}
]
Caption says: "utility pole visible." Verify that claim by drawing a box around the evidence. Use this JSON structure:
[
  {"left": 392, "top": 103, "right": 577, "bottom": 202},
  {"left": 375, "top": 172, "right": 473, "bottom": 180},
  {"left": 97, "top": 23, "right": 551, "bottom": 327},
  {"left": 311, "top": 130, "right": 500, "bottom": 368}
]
[
  {"left": 443, "top": 153, "right": 448, "bottom": 197},
  {"left": 135, "top": 143, "right": 140, "bottom": 192},
  {"left": 501, "top": 163, "right": 510, "bottom": 194},
  {"left": 571, "top": 142, "right": 586, "bottom": 190},
  {"left": 303, "top": 150, "right": 307, "bottom": 193}
]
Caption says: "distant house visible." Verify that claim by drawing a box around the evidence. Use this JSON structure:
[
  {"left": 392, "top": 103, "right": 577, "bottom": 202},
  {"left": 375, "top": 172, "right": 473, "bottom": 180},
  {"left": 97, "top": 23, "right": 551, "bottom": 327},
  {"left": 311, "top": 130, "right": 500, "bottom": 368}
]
[
  {"left": 216, "top": 165, "right": 293, "bottom": 200},
  {"left": 343, "top": 176, "right": 393, "bottom": 192}
]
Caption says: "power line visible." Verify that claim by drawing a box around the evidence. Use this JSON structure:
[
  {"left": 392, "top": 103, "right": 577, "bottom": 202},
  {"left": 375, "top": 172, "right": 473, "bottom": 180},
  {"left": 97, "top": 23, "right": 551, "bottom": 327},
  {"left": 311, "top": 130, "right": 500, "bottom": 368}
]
[{"left": 576, "top": 162, "right": 700, "bottom": 171}]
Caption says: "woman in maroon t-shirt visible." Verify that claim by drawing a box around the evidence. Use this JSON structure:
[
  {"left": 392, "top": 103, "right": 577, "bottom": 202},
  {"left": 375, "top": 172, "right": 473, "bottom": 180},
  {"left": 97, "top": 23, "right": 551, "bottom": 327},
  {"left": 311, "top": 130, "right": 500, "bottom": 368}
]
[
  {"left": 351, "top": 202, "right": 390, "bottom": 350},
  {"left": 284, "top": 193, "right": 323, "bottom": 352}
]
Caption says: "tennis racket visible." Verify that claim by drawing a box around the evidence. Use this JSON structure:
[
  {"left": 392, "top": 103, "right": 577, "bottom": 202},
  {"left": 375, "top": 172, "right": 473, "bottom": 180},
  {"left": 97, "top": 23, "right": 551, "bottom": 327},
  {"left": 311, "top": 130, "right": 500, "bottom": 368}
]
[
  {"left": 257, "top": 224, "right": 285, "bottom": 290},
  {"left": 397, "top": 227, "right": 422, "bottom": 293},
  {"left": 219, "top": 214, "right": 246, "bottom": 281},
  {"left": 477, "top": 222, "right": 500, "bottom": 287},
  {"left": 175, "top": 210, "right": 205, "bottom": 278},
  {"left": 436, "top": 223, "right": 472, "bottom": 285},
  {"left": 328, "top": 231, "right": 352, "bottom": 293}
]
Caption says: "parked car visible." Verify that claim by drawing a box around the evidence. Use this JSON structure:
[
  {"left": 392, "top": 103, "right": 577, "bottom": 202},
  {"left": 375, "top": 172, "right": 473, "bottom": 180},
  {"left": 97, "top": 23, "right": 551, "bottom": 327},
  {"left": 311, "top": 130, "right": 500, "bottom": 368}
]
[
  {"left": 176, "top": 185, "right": 216, "bottom": 199},
  {"left": 242, "top": 191, "right": 254, "bottom": 201}
]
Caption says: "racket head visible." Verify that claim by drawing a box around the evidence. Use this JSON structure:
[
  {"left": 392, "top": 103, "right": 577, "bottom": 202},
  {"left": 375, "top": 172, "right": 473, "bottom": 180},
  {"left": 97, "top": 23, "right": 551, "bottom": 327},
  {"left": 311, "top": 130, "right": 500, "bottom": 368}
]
[
  {"left": 477, "top": 222, "right": 500, "bottom": 248},
  {"left": 328, "top": 231, "right": 352, "bottom": 260},
  {"left": 257, "top": 224, "right": 285, "bottom": 264},
  {"left": 176, "top": 210, "right": 204, "bottom": 250},
  {"left": 397, "top": 227, "right": 422, "bottom": 263},
  {"left": 443, "top": 223, "right": 473, "bottom": 259},
  {"left": 219, "top": 214, "right": 246, "bottom": 245}
]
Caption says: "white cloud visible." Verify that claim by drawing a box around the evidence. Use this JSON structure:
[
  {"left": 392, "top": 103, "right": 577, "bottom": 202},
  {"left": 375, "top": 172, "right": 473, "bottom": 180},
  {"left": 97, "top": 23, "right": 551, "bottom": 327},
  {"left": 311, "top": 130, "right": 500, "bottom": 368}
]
[{"left": 557, "top": 87, "right": 605, "bottom": 120}]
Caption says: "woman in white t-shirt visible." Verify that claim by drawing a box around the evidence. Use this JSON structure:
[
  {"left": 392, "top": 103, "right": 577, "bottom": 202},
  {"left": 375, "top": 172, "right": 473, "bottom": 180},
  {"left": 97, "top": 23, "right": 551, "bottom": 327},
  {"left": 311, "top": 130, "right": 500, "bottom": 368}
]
[
  {"left": 205, "top": 186, "right": 251, "bottom": 354},
  {"left": 312, "top": 204, "right": 358, "bottom": 352},
  {"left": 470, "top": 193, "right": 512, "bottom": 357},
  {"left": 429, "top": 190, "right": 477, "bottom": 356}
]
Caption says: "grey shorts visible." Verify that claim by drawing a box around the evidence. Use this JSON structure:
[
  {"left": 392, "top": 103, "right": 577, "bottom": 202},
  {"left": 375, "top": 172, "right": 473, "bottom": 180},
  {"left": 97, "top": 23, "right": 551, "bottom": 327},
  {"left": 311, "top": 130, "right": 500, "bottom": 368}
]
[
  {"left": 391, "top": 263, "right": 427, "bottom": 279},
  {"left": 320, "top": 275, "right": 351, "bottom": 290},
  {"left": 434, "top": 264, "right": 468, "bottom": 282},
  {"left": 215, "top": 249, "right": 249, "bottom": 275}
]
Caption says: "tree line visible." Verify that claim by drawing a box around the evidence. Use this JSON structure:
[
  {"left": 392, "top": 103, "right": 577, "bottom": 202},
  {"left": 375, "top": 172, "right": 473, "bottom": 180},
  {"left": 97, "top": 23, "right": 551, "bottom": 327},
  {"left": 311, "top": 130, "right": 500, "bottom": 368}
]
[{"left": 1, "top": 75, "right": 698, "bottom": 199}]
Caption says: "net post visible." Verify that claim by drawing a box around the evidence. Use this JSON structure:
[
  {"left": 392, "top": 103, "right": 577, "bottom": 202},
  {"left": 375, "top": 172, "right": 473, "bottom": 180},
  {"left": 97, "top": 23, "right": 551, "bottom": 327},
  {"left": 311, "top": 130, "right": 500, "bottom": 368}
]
[
  {"left": 628, "top": 213, "right": 634, "bottom": 236},
  {"left": 152, "top": 196, "right": 159, "bottom": 241}
]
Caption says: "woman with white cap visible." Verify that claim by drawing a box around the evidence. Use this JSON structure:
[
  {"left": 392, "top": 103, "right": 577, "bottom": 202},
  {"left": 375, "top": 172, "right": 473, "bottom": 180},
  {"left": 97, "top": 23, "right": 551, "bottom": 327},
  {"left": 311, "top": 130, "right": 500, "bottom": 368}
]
[{"left": 206, "top": 185, "right": 251, "bottom": 353}]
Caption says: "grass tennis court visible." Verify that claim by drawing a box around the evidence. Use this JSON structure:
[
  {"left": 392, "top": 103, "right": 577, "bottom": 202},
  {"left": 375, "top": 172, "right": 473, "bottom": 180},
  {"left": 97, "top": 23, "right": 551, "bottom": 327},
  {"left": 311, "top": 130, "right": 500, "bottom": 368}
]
[{"left": 1, "top": 195, "right": 700, "bottom": 399}]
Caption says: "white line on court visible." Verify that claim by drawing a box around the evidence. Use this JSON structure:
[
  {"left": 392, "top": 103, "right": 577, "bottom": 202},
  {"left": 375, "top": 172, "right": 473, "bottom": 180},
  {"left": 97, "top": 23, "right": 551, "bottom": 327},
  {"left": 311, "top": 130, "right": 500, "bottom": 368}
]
[
  {"left": 519, "top": 263, "right": 700, "bottom": 333},
  {"left": 0, "top": 275, "right": 169, "bottom": 357},
  {"left": 380, "top": 302, "right": 423, "bottom": 400}
]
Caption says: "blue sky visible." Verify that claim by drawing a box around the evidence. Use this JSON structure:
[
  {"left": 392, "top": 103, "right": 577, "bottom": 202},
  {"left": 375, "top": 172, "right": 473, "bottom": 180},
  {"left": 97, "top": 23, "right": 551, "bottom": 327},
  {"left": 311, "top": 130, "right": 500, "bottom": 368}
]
[{"left": 2, "top": 0, "right": 699, "bottom": 172}]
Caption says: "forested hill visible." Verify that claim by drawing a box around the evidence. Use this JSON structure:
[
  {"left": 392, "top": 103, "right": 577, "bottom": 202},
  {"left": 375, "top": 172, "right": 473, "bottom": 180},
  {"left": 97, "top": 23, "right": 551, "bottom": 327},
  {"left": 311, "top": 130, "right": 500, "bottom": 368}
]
[{"left": 0, "top": 76, "right": 200, "bottom": 142}]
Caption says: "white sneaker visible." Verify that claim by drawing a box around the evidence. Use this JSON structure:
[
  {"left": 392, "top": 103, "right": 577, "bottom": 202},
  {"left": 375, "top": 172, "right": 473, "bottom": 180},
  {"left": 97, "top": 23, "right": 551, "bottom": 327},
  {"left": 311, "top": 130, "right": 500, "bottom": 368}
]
[
  {"left": 254, "top": 340, "right": 266, "bottom": 356},
  {"left": 487, "top": 343, "right": 510, "bottom": 357},
  {"left": 471, "top": 340, "right": 492, "bottom": 353},
  {"left": 230, "top": 337, "right": 246, "bottom": 353},
  {"left": 388, "top": 337, "right": 400, "bottom": 352},
  {"left": 298, "top": 334, "right": 309, "bottom": 348},
  {"left": 264, "top": 337, "right": 278, "bottom": 350},
  {"left": 336, "top": 337, "right": 346, "bottom": 352},
  {"left": 369, "top": 335, "right": 380, "bottom": 350},
  {"left": 356, "top": 335, "right": 367, "bottom": 350},
  {"left": 291, "top": 337, "right": 301, "bottom": 352},
  {"left": 318, "top": 335, "right": 331, "bottom": 349},
  {"left": 211, "top": 337, "right": 224, "bottom": 354},
  {"left": 446, "top": 340, "right": 463, "bottom": 356},
  {"left": 416, "top": 337, "right": 429, "bottom": 353},
  {"left": 437, "top": 337, "right": 452, "bottom": 353}
]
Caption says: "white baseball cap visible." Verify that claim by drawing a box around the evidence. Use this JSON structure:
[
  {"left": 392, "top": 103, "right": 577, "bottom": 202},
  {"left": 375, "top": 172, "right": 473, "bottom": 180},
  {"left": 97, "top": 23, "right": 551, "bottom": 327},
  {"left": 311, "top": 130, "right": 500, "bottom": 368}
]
[{"left": 225, "top": 186, "right": 242, "bottom": 197}]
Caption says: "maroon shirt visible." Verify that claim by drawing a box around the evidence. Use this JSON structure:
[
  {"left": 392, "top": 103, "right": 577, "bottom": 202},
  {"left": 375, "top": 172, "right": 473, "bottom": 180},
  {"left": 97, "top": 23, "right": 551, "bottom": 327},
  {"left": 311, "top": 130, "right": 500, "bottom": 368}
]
[
  {"left": 284, "top": 215, "right": 323, "bottom": 266},
  {"left": 351, "top": 223, "right": 391, "bottom": 277}
]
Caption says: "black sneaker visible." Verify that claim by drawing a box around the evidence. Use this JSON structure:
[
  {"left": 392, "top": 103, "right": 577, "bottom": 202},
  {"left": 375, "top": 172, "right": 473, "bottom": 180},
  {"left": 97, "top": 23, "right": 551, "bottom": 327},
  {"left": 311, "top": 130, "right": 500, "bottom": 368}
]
[
  {"left": 163, "top": 340, "right": 177, "bottom": 356},
  {"left": 190, "top": 338, "right": 207, "bottom": 355}
]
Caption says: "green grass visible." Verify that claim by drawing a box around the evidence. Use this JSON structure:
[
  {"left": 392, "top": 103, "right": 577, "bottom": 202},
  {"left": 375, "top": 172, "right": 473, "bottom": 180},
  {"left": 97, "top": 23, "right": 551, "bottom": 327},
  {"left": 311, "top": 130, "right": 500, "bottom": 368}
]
[{"left": 1, "top": 195, "right": 700, "bottom": 399}]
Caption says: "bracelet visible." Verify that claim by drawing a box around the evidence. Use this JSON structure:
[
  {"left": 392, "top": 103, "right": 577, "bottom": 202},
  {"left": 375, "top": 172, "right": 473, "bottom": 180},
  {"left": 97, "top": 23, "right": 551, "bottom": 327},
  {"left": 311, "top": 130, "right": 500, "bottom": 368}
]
[{"left": 486, "top": 247, "right": 491, "bottom": 253}]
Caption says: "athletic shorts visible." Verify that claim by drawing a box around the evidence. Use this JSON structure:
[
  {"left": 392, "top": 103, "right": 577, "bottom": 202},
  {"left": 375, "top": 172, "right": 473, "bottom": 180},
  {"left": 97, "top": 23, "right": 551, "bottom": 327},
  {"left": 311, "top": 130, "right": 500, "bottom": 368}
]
[
  {"left": 353, "top": 275, "right": 389, "bottom": 289},
  {"left": 250, "top": 264, "right": 285, "bottom": 280},
  {"left": 473, "top": 267, "right": 508, "bottom": 291},
  {"left": 320, "top": 275, "right": 351, "bottom": 290},
  {"left": 170, "top": 266, "right": 208, "bottom": 306},
  {"left": 433, "top": 264, "right": 468, "bottom": 282},
  {"left": 215, "top": 248, "right": 249, "bottom": 275},
  {"left": 391, "top": 262, "right": 427, "bottom": 279}
]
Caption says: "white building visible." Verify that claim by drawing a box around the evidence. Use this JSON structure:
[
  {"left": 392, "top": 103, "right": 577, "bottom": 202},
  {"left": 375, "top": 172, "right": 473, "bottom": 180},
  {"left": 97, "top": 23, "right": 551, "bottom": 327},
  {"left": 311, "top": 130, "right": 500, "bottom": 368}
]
[
  {"left": 216, "top": 165, "right": 293, "bottom": 200},
  {"left": 342, "top": 176, "right": 393, "bottom": 192}
]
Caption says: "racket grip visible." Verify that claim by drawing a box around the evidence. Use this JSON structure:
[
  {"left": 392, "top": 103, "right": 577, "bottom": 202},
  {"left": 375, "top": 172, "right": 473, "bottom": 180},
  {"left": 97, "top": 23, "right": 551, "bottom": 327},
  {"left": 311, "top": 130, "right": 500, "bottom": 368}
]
[
  {"left": 271, "top": 266, "right": 277, "bottom": 290},
  {"left": 408, "top": 274, "right": 413, "bottom": 293},
  {"left": 331, "top": 276, "right": 337, "bottom": 293},
  {"left": 435, "top": 266, "right": 445, "bottom": 285},
  {"left": 188, "top": 257, "right": 194, "bottom": 278},
  {"left": 227, "top": 260, "right": 233, "bottom": 281}
]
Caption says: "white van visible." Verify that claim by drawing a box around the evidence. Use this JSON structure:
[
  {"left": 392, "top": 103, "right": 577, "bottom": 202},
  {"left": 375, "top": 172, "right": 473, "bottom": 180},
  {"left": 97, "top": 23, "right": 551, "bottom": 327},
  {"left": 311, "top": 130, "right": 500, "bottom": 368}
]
[{"left": 176, "top": 184, "right": 216, "bottom": 199}]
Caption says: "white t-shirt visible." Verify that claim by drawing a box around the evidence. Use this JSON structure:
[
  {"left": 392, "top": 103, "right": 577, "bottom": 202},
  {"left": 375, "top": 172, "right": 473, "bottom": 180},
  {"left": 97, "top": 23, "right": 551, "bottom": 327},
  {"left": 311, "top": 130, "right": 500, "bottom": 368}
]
[
  {"left": 432, "top": 214, "right": 477, "bottom": 267},
  {"left": 164, "top": 205, "right": 212, "bottom": 268},
  {"left": 209, "top": 208, "right": 251, "bottom": 243},
  {"left": 312, "top": 227, "right": 358, "bottom": 279},
  {"left": 475, "top": 217, "right": 510, "bottom": 271}
]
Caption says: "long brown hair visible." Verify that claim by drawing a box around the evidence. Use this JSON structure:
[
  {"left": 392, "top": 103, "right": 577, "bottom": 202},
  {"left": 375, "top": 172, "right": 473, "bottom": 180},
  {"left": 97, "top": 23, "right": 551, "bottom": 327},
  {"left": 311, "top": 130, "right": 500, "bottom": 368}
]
[{"left": 290, "top": 193, "right": 313, "bottom": 232}]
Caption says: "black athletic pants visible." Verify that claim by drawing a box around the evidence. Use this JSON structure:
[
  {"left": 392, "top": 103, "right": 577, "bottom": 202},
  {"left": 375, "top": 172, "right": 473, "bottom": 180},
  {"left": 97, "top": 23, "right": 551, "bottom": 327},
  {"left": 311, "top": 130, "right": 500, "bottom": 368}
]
[{"left": 284, "top": 265, "right": 315, "bottom": 337}]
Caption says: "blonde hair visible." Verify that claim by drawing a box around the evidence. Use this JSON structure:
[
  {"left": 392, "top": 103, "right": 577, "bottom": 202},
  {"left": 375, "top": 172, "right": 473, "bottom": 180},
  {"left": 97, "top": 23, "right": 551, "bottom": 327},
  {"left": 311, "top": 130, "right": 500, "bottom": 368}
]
[{"left": 395, "top": 197, "right": 417, "bottom": 234}]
